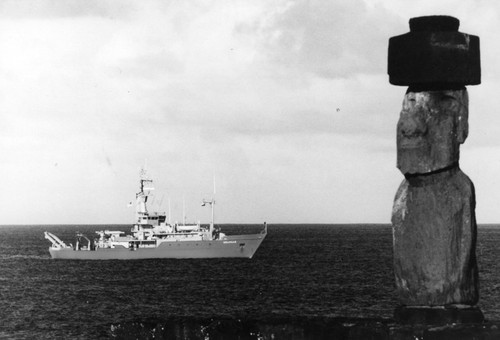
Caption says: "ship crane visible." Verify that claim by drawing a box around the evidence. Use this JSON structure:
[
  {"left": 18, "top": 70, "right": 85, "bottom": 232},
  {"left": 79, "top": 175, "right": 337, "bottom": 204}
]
[
  {"left": 44, "top": 232, "right": 69, "bottom": 249},
  {"left": 75, "top": 232, "right": 91, "bottom": 251}
]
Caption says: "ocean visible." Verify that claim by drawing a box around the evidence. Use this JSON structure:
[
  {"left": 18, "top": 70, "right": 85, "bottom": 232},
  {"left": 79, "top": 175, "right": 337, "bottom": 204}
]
[{"left": 1, "top": 224, "right": 499, "bottom": 339}]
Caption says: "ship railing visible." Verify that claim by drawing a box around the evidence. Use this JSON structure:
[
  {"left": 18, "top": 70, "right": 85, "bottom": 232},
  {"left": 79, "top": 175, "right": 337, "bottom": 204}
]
[{"left": 44, "top": 232, "right": 70, "bottom": 249}]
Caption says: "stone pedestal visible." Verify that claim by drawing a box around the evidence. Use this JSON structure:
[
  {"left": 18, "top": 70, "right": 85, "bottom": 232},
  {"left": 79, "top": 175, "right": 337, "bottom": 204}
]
[
  {"left": 394, "top": 305, "right": 484, "bottom": 325},
  {"left": 109, "top": 316, "right": 500, "bottom": 340}
]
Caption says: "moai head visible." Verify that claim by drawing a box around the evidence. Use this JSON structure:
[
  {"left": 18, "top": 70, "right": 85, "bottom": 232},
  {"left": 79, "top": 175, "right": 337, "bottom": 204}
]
[
  {"left": 388, "top": 15, "right": 480, "bottom": 175},
  {"left": 397, "top": 88, "right": 468, "bottom": 174}
]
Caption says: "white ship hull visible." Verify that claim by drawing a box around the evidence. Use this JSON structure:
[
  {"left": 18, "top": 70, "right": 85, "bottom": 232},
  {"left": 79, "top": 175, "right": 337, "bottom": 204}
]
[
  {"left": 48, "top": 233, "right": 266, "bottom": 260},
  {"left": 45, "top": 168, "right": 267, "bottom": 260}
]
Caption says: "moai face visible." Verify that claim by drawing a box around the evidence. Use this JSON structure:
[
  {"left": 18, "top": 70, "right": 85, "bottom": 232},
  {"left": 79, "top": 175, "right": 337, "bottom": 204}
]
[{"left": 397, "top": 89, "right": 468, "bottom": 175}]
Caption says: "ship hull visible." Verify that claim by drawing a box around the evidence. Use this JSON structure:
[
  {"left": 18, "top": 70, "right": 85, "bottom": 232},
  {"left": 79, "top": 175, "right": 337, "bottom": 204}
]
[{"left": 48, "top": 234, "right": 266, "bottom": 260}]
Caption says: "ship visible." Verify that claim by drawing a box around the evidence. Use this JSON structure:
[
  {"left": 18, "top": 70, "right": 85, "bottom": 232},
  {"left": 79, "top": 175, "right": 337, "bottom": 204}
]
[{"left": 44, "top": 170, "right": 267, "bottom": 260}]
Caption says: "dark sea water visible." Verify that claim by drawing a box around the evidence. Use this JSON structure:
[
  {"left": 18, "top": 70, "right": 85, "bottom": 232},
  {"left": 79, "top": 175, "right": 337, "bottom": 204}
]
[{"left": 1, "top": 224, "right": 499, "bottom": 339}]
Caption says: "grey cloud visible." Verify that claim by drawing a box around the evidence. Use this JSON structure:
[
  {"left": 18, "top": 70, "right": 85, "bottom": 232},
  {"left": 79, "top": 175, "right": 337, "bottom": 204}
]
[
  {"left": 228, "top": 110, "right": 335, "bottom": 136},
  {"left": 163, "top": 104, "right": 392, "bottom": 140},
  {"left": 239, "top": 0, "right": 402, "bottom": 79},
  {"left": 112, "top": 51, "right": 186, "bottom": 79},
  {"left": 147, "top": 106, "right": 331, "bottom": 139},
  {"left": 0, "top": 0, "right": 134, "bottom": 19}
]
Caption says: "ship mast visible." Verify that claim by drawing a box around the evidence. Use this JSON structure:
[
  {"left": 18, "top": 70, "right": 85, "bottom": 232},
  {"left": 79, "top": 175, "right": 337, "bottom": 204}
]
[
  {"left": 202, "top": 197, "right": 215, "bottom": 239},
  {"left": 168, "top": 198, "right": 171, "bottom": 225},
  {"left": 202, "top": 176, "right": 216, "bottom": 239},
  {"left": 136, "top": 168, "right": 154, "bottom": 224},
  {"left": 183, "top": 195, "right": 186, "bottom": 225}
]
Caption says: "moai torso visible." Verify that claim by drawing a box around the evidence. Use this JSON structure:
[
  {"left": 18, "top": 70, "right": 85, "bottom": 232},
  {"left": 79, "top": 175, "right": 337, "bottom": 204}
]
[{"left": 392, "top": 168, "right": 478, "bottom": 305}]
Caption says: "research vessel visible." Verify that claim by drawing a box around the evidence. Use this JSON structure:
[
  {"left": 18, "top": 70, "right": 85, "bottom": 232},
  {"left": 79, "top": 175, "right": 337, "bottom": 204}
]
[{"left": 44, "top": 170, "right": 267, "bottom": 260}]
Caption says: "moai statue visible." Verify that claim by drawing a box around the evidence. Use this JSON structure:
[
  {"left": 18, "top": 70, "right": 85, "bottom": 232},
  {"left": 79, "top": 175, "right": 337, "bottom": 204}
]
[{"left": 388, "top": 16, "right": 483, "bottom": 324}]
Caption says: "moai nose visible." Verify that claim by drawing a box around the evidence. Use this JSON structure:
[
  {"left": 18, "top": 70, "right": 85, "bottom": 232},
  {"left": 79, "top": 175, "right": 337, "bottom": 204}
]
[{"left": 399, "top": 112, "right": 427, "bottom": 137}]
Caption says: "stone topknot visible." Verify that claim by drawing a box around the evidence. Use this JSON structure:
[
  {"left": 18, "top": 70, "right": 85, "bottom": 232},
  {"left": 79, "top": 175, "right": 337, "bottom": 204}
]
[
  {"left": 388, "top": 15, "right": 480, "bottom": 88},
  {"left": 409, "top": 15, "right": 459, "bottom": 32}
]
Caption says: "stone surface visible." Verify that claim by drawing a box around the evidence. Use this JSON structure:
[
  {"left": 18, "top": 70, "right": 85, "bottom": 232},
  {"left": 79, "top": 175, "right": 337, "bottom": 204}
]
[
  {"left": 396, "top": 89, "right": 468, "bottom": 175},
  {"left": 108, "top": 316, "right": 500, "bottom": 339},
  {"left": 394, "top": 305, "right": 484, "bottom": 325},
  {"left": 388, "top": 16, "right": 480, "bottom": 86},
  {"left": 389, "top": 15, "right": 481, "bottom": 318},
  {"left": 392, "top": 167, "right": 479, "bottom": 305},
  {"left": 409, "top": 16, "right": 459, "bottom": 32}
]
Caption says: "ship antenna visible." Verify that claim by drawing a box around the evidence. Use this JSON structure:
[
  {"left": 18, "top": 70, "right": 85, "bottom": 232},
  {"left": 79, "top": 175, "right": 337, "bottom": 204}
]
[
  {"left": 168, "top": 197, "right": 171, "bottom": 225},
  {"left": 212, "top": 176, "right": 215, "bottom": 231},
  {"left": 183, "top": 194, "right": 186, "bottom": 225}
]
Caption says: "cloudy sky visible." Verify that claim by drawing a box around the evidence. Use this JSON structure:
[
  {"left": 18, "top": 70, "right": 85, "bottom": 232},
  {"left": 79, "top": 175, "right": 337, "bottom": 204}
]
[{"left": 1, "top": 0, "right": 500, "bottom": 225}]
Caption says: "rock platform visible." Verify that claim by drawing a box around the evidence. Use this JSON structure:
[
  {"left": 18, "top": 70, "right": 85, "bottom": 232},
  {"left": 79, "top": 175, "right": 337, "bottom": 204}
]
[{"left": 109, "top": 315, "right": 500, "bottom": 339}]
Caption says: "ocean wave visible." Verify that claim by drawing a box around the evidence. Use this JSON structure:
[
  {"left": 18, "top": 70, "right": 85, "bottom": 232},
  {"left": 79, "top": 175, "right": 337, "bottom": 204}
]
[{"left": 0, "top": 254, "right": 50, "bottom": 260}]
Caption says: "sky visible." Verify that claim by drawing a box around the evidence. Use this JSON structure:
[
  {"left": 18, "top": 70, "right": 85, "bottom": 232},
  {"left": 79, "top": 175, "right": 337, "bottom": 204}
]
[{"left": 1, "top": 0, "right": 500, "bottom": 225}]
